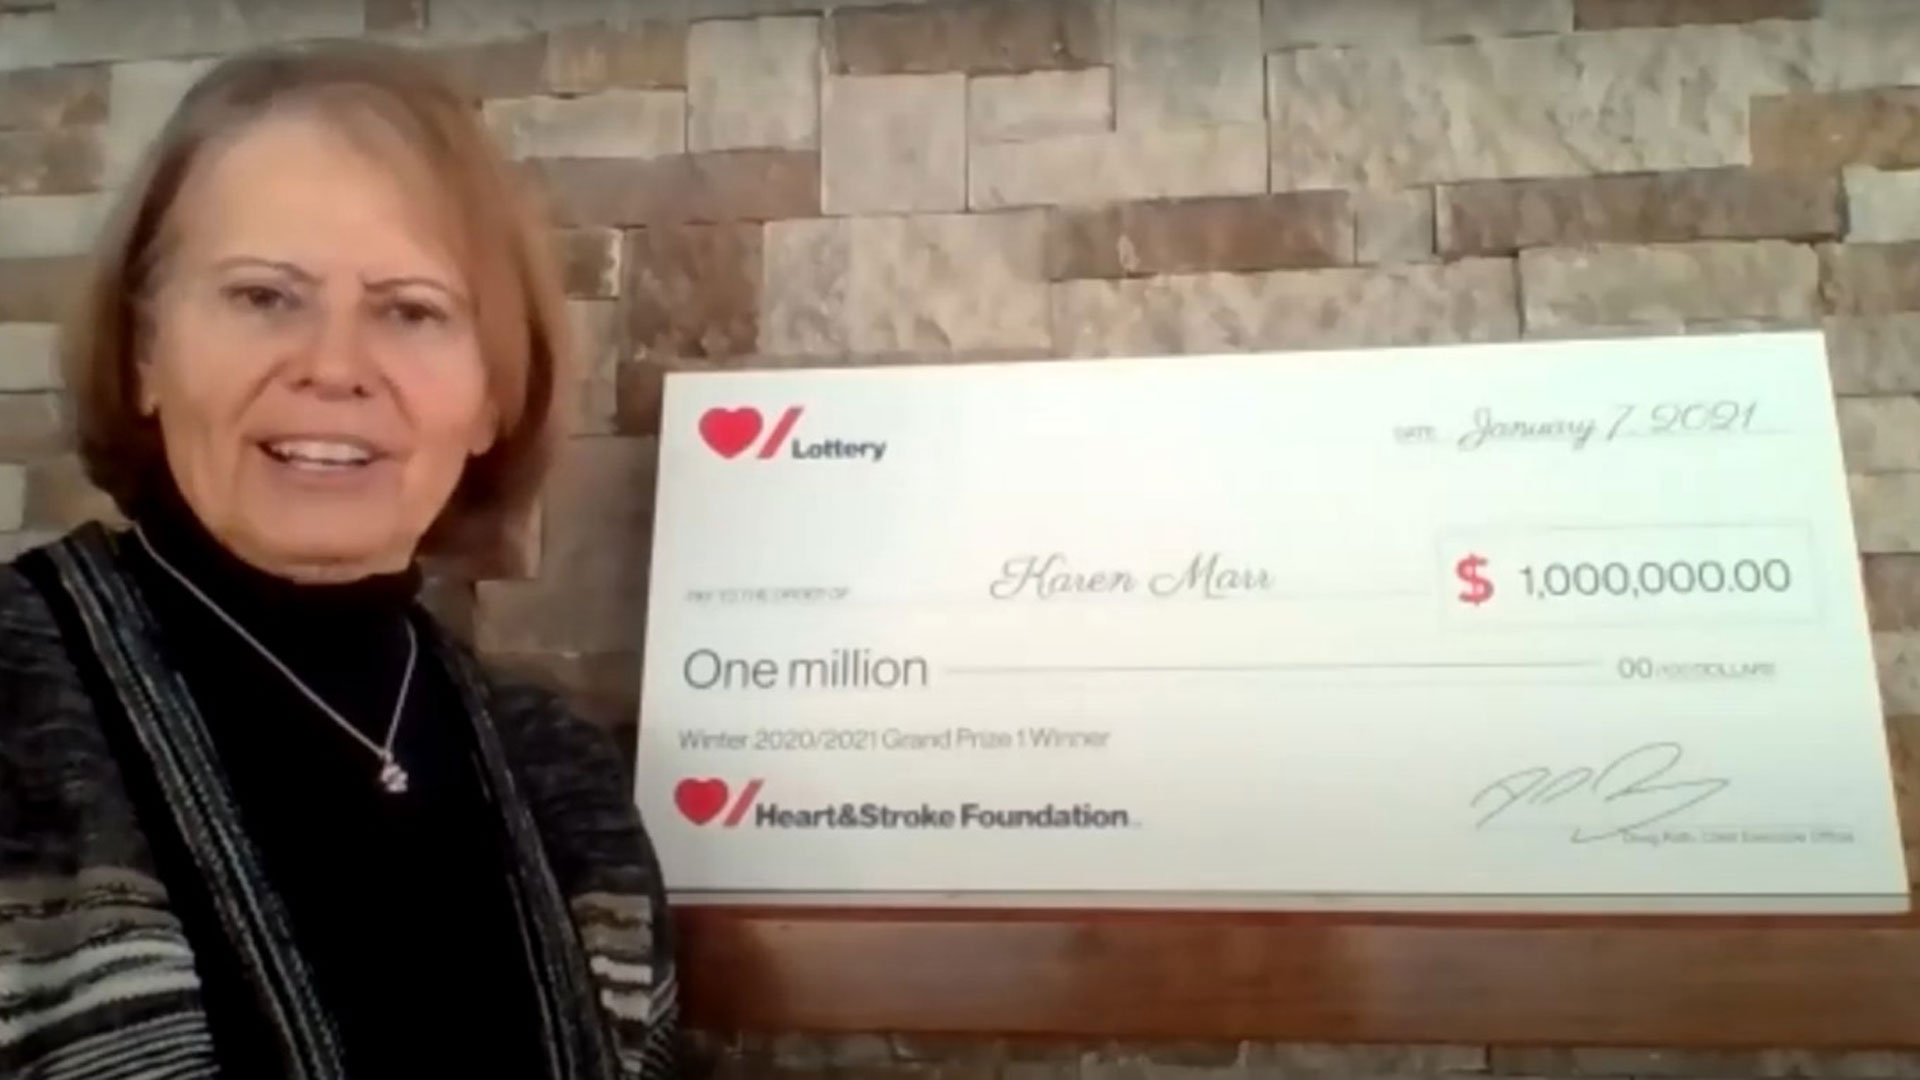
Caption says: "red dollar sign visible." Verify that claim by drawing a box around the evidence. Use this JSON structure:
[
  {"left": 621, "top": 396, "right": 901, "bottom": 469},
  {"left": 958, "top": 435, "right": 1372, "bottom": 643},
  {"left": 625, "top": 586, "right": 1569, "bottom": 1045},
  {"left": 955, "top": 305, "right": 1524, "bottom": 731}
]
[{"left": 1456, "top": 553, "right": 1494, "bottom": 606}]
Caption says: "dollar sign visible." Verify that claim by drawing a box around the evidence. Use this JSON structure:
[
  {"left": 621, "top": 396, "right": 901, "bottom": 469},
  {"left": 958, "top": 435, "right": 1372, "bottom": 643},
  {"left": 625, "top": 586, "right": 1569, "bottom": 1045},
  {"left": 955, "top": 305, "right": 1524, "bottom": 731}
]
[{"left": 1456, "top": 553, "right": 1494, "bottom": 606}]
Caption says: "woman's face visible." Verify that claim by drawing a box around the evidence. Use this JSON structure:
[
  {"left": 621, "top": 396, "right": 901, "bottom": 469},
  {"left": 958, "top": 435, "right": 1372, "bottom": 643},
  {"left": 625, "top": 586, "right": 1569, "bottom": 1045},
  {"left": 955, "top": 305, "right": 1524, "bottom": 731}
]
[{"left": 139, "top": 111, "right": 497, "bottom": 582}]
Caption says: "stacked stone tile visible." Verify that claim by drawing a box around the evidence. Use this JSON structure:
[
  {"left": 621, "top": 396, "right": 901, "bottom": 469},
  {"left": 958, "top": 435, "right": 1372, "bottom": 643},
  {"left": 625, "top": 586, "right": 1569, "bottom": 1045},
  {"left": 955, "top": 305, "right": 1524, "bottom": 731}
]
[{"left": 5, "top": 0, "right": 1920, "bottom": 1075}]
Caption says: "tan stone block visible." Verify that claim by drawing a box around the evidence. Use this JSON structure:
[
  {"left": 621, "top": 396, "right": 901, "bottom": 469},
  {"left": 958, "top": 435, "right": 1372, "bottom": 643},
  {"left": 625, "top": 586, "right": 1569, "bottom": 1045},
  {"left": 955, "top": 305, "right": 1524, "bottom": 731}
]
[
  {"left": 556, "top": 228, "right": 621, "bottom": 299},
  {"left": 1846, "top": 168, "right": 1920, "bottom": 243},
  {"left": 1826, "top": 0, "right": 1920, "bottom": 20},
  {"left": 760, "top": 216, "right": 851, "bottom": 358},
  {"left": 1875, "top": 632, "right": 1920, "bottom": 714},
  {"left": 22, "top": 453, "right": 118, "bottom": 529},
  {"left": 1061, "top": 275, "right": 1197, "bottom": 357},
  {"left": 970, "top": 125, "right": 1266, "bottom": 210},
  {"left": 0, "top": 12, "right": 58, "bottom": 74},
  {"left": 1356, "top": 188, "right": 1436, "bottom": 265},
  {"left": 0, "top": 392, "right": 65, "bottom": 461},
  {"left": 1052, "top": 258, "right": 1519, "bottom": 357},
  {"left": 1575, "top": 0, "right": 1817, "bottom": 28},
  {"left": 1772, "top": 1047, "right": 1920, "bottom": 1078},
  {"left": 528, "top": 149, "right": 819, "bottom": 227},
  {"left": 1864, "top": 555, "right": 1920, "bottom": 630},
  {"left": 0, "top": 529, "right": 59, "bottom": 563},
  {"left": 667, "top": 0, "right": 925, "bottom": 14},
  {"left": 1046, "top": 192, "right": 1351, "bottom": 280},
  {"left": 0, "top": 129, "right": 99, "bottom": 195},
  {"left": 483, "top": 650, "right": 641, "bottom": 730},
  {"left": 424, "top": 35, "right": 550, "bottom": 102},
  {"left": 624, "top": 223, "right": 761, "bottom": 360},
  {"left": 610, "top": 356, "right": 747, "bottom": 440},
  {"left": 829, "top": 0, "right": 1108, "bottom": 76},
  {"left": 412, "top": 571, "right": 474, "bottom": 646},
  {"left": 0, "top": 64, "right": 107, "bottom": 130},
  {"left": 445, "top": 500, "right": 542, "bottom": 582},
  {"left": 1838, "top": 396, "right": 1920, "bottom": 473},
  {"left": 848, "top": 212, "right": 1050, "bottom": 355},
  {"left": 364, "top": 0, "right": 426, "bottom": 34},
  {"left": 484, "top": 90, "right": 685, "bottom": 160},
  {"left": 689, "top": 16, "right": 819, "bottom": 152},
  {"left": 613, "top": 357, "right": 667, "bottom": 438},
  {"left": 1491, "top": 1047, "right": 1920, "bottom": 1080},
  {"left": 0, "top": 323, "right": 59, "bottom": 391},
  {"left": 475, "top": 436, "right": 656, "bottom": 655},
  {"left": 0, "top": 463, "right": 22, "bottom": 531},
  {"left": 1823, "top": 242, "right": 1920, "bottom": 315},
  {"left": 0, "top": 256, "right": 86, "bottom": 323},
  {"left": 822, "top": 73, "right": 965, "bottom": 215},
  {"left": 568, "top": 299, "right": 619, "bottom": 436},
  {"left": 45, "top": 0, "right": 361, "bottom": 64},
  {"left": 546, "top": 23, "right": 686, "bottom": 94},
  {"left": 1852, "top": 472, "right": 1920, "bottom": 553},
  {"left": 1270, "top": 23, "right": 1816, "bottom": 188},
  {"left": 1754, "top": 88, "right": 1920, "bottom": 173},
  {"left": 0, "top": 192, "right": 108, "bottom": 257},
  {"left": 968, "top": 68, "right": 1112, "bottom": 144},
  {"left": 384, "top": 0, "right": 593, "bottom": 47},
  {"left": 1439, "top": 169, "right": 1840, "bottom": 257},
  {"left": 1253, "top": 1044, "right": 1488, "bottom": 1076},
  {"left": 1262, "top": 0, "right": 1571, "bottom": 47},
  {"left": 1789, "top": 14, "right": 1920, "bottom": 98},
  {"left": 1889, "top": 713, "right": 1920, "bottom": 889},
  {"left": 1113, "top": 0, "right": 1262, "bottom": 129},
  {"left": 102, "top": 57, "right": 214, "bottom": 188},
  {"left": 1827, "top": 313, "right": 1920, "bottom": 394},
  {"left": 1519, "top": 241, "right": 1818, "bottom": 336}
]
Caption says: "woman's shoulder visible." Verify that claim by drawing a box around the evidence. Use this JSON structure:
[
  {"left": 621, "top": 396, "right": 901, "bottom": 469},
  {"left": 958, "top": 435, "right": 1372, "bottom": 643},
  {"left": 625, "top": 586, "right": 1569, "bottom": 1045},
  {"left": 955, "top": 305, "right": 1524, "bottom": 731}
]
[
  {"left": 468, "top": 658, "right": 632, "bottom": 791},
  {"left": 0, "top": 547, "right": 132, "bottom": 860},
  {"left": 436, "top": 641, "right": 634, "bottom": 801},
  {"left": 0, "top": 552, "right": 105, "bottom": 764},
  {"left": 0, "top": 557, "right": 68, "bottom": 679},
  {"left": 0, "top": 529, "right": 137, "bottom": 779}
]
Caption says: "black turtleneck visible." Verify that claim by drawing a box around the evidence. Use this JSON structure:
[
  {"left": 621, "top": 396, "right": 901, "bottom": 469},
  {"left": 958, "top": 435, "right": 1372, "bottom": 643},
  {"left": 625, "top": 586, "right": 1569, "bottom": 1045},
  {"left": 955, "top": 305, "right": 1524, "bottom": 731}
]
[{"left": 119, "top": 483, "right": 549, "bottom": 1078}]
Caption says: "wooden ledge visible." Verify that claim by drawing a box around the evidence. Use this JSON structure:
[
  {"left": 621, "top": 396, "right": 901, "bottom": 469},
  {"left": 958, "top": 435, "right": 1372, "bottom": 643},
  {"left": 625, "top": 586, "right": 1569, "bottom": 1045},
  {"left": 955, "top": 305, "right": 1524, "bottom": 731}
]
[{"left": 675, "top": 905, "right": 1920, "bottom": 1048}]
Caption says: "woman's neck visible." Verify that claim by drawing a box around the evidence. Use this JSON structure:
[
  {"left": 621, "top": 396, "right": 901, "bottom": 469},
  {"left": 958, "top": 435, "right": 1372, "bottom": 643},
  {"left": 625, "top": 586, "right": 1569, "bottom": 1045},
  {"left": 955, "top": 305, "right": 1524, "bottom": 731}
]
[{"left": 127, "top": 481, "right": 421, "bottom": 635}]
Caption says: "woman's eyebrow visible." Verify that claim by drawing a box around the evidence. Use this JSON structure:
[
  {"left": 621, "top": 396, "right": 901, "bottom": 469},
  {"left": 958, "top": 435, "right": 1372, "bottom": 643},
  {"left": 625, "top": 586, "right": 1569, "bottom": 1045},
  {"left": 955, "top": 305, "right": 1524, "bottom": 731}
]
[
  {"left": 212, "top": 255, "right": 318, "bottom": 284},
  {"left": 363, "top": 274, "right": 465, "bottom": 302}
]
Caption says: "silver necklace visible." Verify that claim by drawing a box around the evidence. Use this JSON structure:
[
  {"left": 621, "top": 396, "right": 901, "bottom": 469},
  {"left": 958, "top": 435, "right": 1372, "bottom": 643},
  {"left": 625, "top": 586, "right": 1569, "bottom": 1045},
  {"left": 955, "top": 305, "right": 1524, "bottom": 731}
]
[{"left": 133, "top": 525, "right": 417, "bottom": 795}]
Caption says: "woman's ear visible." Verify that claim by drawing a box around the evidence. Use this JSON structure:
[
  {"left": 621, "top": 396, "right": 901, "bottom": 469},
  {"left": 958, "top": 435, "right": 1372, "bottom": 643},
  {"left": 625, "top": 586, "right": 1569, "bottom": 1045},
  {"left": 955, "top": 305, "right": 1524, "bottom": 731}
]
[
  {"left": 134, "top": 355, "right": 159, "bottom": 418},
  {"left": 468, "top": 398, "right": 500, "bottom": 457},
  {"left": 131, "top": 301, "right": 160, "bottom": 418}
]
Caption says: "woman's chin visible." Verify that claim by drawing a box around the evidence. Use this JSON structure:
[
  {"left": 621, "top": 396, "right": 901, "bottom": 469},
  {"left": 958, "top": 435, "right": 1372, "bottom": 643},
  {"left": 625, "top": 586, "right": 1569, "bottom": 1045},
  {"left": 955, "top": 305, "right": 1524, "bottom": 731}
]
[{"left": 235, "top": 517, "right": 408, "bottom": 578}]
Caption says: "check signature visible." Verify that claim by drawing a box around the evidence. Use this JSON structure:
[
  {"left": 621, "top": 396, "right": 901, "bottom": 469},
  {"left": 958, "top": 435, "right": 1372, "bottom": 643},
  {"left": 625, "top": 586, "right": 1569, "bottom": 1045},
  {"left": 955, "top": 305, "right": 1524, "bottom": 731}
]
[{"left": 1469, "top": 741, "right": 1731, "bottom": 844}]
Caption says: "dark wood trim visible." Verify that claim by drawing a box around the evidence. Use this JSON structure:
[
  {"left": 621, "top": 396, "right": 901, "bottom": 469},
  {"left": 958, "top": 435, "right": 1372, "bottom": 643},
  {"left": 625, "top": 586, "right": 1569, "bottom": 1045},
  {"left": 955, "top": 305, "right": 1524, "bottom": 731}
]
[{"left": 676, "top": 904, "right": 1920, "bottom": 1048}]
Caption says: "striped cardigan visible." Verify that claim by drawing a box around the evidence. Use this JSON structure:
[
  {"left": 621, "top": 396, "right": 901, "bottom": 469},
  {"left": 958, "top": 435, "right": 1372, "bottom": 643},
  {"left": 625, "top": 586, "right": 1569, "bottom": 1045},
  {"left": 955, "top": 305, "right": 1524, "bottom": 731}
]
[{"left": 0, "top": 524, "right": 682, "bottom": 1079}]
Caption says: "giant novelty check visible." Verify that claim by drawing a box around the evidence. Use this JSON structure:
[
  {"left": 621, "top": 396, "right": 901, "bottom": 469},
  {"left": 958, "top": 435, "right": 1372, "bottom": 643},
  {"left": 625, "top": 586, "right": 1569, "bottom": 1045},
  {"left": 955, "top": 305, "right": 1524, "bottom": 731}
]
[{"left": 632, "top": 331, "right": 1910, "bottom": 914}]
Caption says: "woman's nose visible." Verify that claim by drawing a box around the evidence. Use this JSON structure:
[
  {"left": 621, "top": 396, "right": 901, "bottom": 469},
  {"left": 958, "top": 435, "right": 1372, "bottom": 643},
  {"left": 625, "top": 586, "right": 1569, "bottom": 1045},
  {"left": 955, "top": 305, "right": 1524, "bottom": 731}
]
[{"left": 291, "top": 302, "right": 374, "bottom": 398}]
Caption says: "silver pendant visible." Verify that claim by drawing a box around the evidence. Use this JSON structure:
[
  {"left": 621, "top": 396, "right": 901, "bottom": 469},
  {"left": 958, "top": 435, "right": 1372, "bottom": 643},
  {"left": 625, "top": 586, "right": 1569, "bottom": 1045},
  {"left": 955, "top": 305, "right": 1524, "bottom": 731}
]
[{"left": 378, "top": 757, "right": 410, "bottom": 795}]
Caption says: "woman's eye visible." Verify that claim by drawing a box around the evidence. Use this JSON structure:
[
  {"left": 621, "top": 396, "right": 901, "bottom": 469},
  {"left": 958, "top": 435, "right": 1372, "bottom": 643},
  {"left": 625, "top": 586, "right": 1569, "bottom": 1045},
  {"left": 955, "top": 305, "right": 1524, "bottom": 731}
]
[
  {"left": 384, "top": 300, "right": 446, "bottom": 328},
  {"left": 224, "top": 283, "right": 295, "bottom": 313}
]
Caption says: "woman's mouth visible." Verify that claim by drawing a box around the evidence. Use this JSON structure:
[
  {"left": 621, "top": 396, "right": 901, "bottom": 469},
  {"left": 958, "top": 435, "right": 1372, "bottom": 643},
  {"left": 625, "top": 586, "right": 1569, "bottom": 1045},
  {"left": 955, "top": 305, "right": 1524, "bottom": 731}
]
[{"left": 260, "top": 438, "right": 380, "bottom": 470}]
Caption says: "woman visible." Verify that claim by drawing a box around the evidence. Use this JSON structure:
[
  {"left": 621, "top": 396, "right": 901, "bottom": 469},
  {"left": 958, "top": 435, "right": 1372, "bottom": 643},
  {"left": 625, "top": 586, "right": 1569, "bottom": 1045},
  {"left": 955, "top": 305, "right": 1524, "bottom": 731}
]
[{"left": 0, "top": 41, "right": 681, "bottom": 1080}]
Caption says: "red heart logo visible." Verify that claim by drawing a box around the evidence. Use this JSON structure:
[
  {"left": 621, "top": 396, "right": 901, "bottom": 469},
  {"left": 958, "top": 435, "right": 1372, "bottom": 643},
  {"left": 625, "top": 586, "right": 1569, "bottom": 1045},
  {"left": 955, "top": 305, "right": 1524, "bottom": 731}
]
[
  {"left": 699, "top": 407, "right": 763, "bottom": 458},
  {"left": 674, "top": 778, "right": 729, "bottom": 825}
]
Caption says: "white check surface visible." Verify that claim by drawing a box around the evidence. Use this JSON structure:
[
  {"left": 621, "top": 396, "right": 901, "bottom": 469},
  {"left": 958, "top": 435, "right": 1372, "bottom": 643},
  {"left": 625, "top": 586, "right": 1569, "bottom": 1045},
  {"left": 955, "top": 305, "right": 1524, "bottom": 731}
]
[{"left": 633, "top": 332, "right": 1909, "bottom": 914}]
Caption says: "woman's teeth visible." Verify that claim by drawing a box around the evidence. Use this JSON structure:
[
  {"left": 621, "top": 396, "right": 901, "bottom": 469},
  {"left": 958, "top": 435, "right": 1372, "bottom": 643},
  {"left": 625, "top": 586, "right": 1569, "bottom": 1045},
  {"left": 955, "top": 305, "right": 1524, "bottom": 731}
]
[{"left": 264, "top": 439, "right": 375, "bottom": 468}]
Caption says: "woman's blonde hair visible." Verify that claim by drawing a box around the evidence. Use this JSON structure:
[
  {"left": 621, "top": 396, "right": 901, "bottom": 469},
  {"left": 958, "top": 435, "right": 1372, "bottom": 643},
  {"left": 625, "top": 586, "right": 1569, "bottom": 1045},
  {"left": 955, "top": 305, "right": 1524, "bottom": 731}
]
[{"left": 63, "top": 39, "right": 571, "bottom": 567}]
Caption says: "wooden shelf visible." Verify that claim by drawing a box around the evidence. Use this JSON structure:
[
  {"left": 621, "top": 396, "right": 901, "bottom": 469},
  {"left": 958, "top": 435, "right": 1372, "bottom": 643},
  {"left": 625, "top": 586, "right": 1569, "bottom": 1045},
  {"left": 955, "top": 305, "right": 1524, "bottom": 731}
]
[{"left": 675, "top": 903, "right": 1920, "bottom": 1048}]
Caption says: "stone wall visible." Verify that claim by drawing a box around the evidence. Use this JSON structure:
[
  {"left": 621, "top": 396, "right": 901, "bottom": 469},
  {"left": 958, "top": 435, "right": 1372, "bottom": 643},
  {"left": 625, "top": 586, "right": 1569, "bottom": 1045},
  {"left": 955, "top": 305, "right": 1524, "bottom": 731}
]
[{"left": 6, "top": 0, "right": 1920, "bottom": 1076}]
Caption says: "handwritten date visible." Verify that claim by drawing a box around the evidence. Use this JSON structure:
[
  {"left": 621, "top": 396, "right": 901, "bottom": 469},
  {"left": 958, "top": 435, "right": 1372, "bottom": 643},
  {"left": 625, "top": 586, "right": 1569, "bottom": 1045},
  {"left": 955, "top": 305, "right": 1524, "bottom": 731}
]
[
  {"left": 1406, "top": 400, "right": 1761, "bottom": 452},
  {"left": 1470, "top": 742, "right": 1730, "bottom": 844}
]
